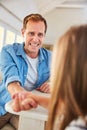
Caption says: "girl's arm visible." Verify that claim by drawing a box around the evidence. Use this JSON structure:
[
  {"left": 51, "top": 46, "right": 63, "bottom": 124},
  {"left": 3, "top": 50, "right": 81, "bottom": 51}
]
[{"left": 22, "top": 92, "right": 50, "bottom": 109}]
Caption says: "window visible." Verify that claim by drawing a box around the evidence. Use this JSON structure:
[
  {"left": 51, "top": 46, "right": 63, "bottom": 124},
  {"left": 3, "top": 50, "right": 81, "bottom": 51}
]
[
  {"left": 0, "top": 26, "right": 4, "bottom": 51},
  {"left": 16, "top": 35, "right": 23, "bottom": 43},
  {"left": 0, "top": 21, "right": 21, "bottom": 49},
  {"left": 5, "top": 30, "right": 15, "bottom": 44}
]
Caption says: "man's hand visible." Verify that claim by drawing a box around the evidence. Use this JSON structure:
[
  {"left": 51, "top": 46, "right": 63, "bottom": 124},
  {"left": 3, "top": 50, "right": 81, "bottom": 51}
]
[{"left": 36, "top": 81, "right": 50, "bottom": 93}]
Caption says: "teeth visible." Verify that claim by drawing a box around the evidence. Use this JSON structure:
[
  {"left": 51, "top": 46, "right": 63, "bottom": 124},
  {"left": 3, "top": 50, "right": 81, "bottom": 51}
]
[{"left": 30, "top": 43, "right": 39, "bottom": 47}]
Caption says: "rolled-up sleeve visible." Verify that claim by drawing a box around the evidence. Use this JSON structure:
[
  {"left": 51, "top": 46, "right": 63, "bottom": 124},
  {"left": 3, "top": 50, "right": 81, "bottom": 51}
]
[{"left": 0, "top": 47, "right": 22, "bottom": 88}]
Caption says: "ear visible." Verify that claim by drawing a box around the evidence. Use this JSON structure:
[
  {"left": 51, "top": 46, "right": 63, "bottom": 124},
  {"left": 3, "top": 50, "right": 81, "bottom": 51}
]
[{"left": 21, "top": 28, "right": 25, "bottom": 37}]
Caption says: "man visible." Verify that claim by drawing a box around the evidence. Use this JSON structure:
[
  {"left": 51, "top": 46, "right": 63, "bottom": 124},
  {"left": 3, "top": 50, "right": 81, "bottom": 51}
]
[{"left": 0, "top": 13, "right": 52, "bottom": 129}]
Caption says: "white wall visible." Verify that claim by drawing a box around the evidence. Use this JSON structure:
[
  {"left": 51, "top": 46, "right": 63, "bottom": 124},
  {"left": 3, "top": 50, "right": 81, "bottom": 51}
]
[
  {"left": 44, "top": 7, "right": 87, "bottom": 44},
  {"left": 0, "top": 5, "right": 87, "bottom": 46}
]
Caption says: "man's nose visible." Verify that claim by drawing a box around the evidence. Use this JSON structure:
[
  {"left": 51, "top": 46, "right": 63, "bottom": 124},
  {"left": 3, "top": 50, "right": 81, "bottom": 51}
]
[{"left": 33, "top": 35, "right": 39, "bottom": 42}]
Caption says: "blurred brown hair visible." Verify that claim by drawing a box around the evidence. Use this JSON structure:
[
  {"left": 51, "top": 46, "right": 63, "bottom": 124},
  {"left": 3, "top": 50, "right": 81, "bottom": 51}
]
[{"left": 47, "top": 24, "right": 87, "bottom": 130}]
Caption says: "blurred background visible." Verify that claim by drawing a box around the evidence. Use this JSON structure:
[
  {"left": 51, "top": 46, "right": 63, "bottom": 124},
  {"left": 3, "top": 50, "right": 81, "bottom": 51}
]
[{"left": 0, "top": 0, "right": 87, "bottom": 50}]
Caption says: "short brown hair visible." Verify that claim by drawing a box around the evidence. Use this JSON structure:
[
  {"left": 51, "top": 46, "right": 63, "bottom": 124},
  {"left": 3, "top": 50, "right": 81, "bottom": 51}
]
[{"left": 23, "top": 13, "right": 47, "bottom": 33}]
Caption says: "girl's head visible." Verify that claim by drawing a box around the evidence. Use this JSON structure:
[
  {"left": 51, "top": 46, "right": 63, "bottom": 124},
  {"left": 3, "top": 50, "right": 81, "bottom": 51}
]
[{"left": 48, "top": 24, "right": 87, "bottom": 130}]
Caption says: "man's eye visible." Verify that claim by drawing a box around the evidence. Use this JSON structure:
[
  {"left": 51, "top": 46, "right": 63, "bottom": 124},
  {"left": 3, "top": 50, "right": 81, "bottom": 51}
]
[
  {"left": 28, "top": 32, "right": 34, "bottom": 36},
  {"left": 38, "top": 33, "right": 43, "bottom": 37}
]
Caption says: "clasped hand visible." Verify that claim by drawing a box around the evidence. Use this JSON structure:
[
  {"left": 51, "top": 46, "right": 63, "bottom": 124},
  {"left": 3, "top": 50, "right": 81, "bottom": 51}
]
[{"left": 12, "top": 91, "right": 37, "bottom": 112}]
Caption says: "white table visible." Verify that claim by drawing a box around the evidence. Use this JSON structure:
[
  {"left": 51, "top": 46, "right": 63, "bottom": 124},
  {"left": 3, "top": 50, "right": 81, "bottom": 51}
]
[{"left": 5, "top": 90, "right": 49, "bottom": 130}]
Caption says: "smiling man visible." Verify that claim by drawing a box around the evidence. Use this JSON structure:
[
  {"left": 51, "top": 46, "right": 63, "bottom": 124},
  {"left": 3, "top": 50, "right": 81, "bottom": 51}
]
[{"left": 0, "top": 13, "right": 52, "bottom": 129}]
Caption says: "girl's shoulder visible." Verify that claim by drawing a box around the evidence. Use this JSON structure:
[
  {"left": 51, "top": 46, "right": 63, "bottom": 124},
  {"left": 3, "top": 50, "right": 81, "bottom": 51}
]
[{"left": 65, "top": 117, "right": 87, "bottom": 130}]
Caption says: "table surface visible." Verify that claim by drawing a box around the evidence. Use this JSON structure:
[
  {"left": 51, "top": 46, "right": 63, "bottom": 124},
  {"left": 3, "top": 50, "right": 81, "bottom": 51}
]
[{"left": 5, "top": 90, "right": 49, "bottom": 121}]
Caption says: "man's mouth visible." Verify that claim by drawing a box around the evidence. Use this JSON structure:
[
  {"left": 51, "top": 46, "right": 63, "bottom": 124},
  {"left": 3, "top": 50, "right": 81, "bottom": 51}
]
[{"left": 30, "top": 43, "right": 39, "bottom": 47}]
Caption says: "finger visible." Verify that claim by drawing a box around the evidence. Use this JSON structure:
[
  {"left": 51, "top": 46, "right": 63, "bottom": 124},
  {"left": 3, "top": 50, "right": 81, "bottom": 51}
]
[
  {"left": 23, "top": 104, "right": 32, "bottom": 110},
  {"left": 39, "top": 84, "right": 50, "bottom": 92},
  {"left": 12, "top": 96, "right": 21, "bottom": 112},
  {"left": 12, "top": 93, "right": 19, "bottom": 99},
  {"left": 17, "top": 93, "right": 26, "bottom": 110},
  {"left": 40, "top": 82, "right": 47, "bottom": 89},
  {"left": 22, "top": 98, "right": 38, "bottom": 108},
  {"left": 43, "top": 87, "right": 50, "bottom": 93}
]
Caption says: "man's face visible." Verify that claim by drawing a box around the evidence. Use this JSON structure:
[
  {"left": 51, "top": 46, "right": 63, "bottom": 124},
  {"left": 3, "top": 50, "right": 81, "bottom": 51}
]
[{"left": 21, "top": 21, "right": 45, "bottom": 56}]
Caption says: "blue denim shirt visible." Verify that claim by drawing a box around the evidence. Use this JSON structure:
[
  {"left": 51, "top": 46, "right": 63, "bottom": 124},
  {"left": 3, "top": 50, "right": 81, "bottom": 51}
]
[{"left": 0, "top": 43, "right": 52, "bottom": 116}]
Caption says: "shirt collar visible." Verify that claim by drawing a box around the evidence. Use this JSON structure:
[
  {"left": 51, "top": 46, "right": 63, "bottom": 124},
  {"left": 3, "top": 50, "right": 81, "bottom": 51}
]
[{"left": 15, "top": 42, "right": 45, "bottom": 62}]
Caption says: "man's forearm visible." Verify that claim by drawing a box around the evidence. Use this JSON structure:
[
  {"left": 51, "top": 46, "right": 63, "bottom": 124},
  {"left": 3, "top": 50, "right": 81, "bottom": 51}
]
[{"left": 8, "top": 81, "right": 25, "bottom": 97}]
